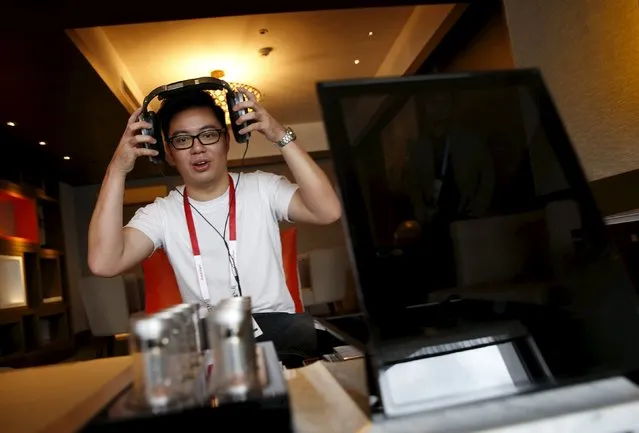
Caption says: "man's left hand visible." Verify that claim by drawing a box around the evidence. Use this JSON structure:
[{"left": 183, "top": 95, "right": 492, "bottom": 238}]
[{"left": 233, "top": 88, "right": 287, "bottom": 143}]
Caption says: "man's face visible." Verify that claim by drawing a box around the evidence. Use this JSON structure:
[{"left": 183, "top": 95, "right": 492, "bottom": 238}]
[{"left": 166, "top": 106, "right": 229, "bottom": 187}]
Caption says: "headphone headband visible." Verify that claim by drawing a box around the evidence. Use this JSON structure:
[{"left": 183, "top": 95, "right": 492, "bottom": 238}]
[
  {"left": 141, "top": 77, "right": 233, "bottom": 113},
  {"left": 138, "top": 76, "right": 251, "bottom": 165}
]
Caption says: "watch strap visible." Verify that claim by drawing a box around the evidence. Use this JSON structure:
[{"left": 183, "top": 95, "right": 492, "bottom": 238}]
[{"left": 276, "top": 127, "right": 296, "bottom": 148}]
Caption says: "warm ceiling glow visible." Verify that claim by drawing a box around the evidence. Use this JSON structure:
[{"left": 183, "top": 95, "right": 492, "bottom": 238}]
[
  {"left": 6, "top": 121, "right": 15, "bottom": 127},
  {"left": 209, "top": 69, "right": 263, "bottom": 125},
  {"left": 39, "top": 141, "right": 46, "bottom": 146},
  {"left": 178, "top": 54, "right": 256, "bottom": 87},
  {"left": 368, "top": 31, "right": 374, "bottom": 36},
  {"left": 63, "top": 156, "right": 70, "bottom": 160},
  {"left": 354, "top": 59, "right": 360, "bottom": 65}
]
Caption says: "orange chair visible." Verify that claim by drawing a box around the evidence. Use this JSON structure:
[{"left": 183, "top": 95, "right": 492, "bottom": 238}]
[
  {"left": 141, "top": 248, "right": 182, "bottom": 314},
  {"left": 280, "top": 227, "right": 304, "bottom": 313},
  {"left": 142, "top": 227, "right": 303, "bottom": 313}
]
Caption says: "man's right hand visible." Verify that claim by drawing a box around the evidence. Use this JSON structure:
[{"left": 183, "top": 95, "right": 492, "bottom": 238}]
[{"left": 110, "top": 107, "right": 159, "bottom": 174}]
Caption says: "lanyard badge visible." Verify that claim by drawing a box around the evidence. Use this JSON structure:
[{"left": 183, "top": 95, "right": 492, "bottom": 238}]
[{"left": 183, "top": 174, "right": 263, "bottom": 338}]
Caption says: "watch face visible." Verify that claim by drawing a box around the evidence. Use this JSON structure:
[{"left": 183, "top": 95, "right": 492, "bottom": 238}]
[{"left": 286, "top": 128, "right": 296, "bottom": 142}]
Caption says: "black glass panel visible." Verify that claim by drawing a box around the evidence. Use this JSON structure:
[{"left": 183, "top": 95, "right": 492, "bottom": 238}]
[{"left": 319, "top": 72, "right": 639, "bottom": 389}]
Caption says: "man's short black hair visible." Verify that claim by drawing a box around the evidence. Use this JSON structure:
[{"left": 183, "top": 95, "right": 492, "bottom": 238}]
[{"left": 157, "top": 90, "right": 227, "bottom": 140}]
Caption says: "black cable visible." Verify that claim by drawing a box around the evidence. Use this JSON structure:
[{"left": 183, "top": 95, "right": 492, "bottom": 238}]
[
  {"left": 155, "top": 139, "right": 250, "bottom": 300},
  {"left": 171, "top": 183, "right": 242, "bottom": 296}
]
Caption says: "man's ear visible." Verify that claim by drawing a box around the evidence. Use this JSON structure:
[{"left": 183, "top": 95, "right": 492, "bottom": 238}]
[{"left": 164, "top": 141, "right": 176, "bottom": 166}]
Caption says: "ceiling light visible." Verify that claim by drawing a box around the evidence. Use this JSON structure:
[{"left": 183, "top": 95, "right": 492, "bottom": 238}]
[
  {"left": 368, "top": 31, "right": 373, "bottom": 36},
  {"left": 39, "top": 141, "right": 46, "bottom": 146},
  {"left": 209, "top": 69, "right": 263, "bottom": 125},
  {"left": 258, "top": 46, "right": 274, "bottom": 57},
  {"left": 63, "top": 156, "right": 70, "bottom": 160},
  {"left": 6, "top": 121, "right": 15, "bottom": 127},
  {"left": 354, "top": 59, "right": 360, "bottom": 65}
]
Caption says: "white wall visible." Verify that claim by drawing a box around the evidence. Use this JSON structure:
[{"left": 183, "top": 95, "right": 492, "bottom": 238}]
[
  {"left": 59, "top": 182, "right": 89, "bottom": 333},
  {"left": 503, "top": 0, "right": 639, "bottom": 181},
  {"left": 227, "top": 121, "right": 329, "bottom": 161}
]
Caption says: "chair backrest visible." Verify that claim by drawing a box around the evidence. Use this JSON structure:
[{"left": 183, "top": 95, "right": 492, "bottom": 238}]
[
  {"left": 142, "top": 249, "right": 182, "bottom": 314},
  {"left": 450, "top": 210, "right": 550, "bottom": 288},
  {"left": 308, "top": 246, "right": 349, "bottom": 304},
  {"left": 280, "top": 227, "right": 304, "bottom": 313},
  {"left": 80, "top": 275, "right": 130, "bottom": 336},
  {"left": 141, "top": 228, "right": 304, "bottom": 313}
]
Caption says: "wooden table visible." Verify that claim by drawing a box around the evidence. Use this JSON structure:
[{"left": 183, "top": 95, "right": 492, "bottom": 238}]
[
  {"left": 0, "top": 356, "right": 370, "bottom": 433},
  {"left": 3, "top": 355, "right": 639, "bottom": 433},
  {"left": 1, "top": 357, "right": 133, "bottom": 433}
]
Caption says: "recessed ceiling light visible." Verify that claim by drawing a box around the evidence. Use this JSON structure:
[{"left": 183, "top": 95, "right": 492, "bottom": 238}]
[
  {"left": 368, "top": 31, "right": 373, "bottom": 36},
  {"left": 63, "top": 156, "right": 70, "bottom": 160},
  {"left": 39, "top": 141, "right": 46, "bottom": 146},
  {"left": 354, "top": 59, "right": 360, "bottom": 65},
  {"left": 6, "top": 121, "right": 15, "bottom": 127}
]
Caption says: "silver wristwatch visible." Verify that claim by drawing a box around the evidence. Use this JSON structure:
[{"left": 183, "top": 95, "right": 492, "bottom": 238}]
[{"left": 275, "top": 127, "right": 296, "bottom": 148}]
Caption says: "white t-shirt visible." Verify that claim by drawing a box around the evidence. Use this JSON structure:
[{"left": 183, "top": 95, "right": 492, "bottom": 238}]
[{"left": 125, "top": 170, "right": 299, "bottom": 314}]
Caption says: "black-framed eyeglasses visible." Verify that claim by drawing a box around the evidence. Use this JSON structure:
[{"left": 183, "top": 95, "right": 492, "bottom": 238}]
[{"left": 168, "top": 129, "right": 226, "bottom": 150}]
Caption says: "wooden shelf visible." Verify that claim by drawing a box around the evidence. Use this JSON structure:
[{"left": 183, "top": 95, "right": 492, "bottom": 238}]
[
  {"left": 0, "top": 351, "right": 26, "bottom": 366},
  {"left": 0, "top": 321, "right": 24, "bottom": 357},
  {"left": 39, "top": 302, "right": 67, "bottom": 317},
  {"left": 40, "top": 248, "right": 63, "bottom": 259},
  {"left": 40, "top": 255, "right": 63, "bottom": 302},
  {"left": 0, "top": 307, "right": 33, "bottom": 325},
  {"left": 0, "top": 254, "right": 28, "bottom": 311},
  {"left": 0, "top": 236, "right": 39, "bottom": 255},
  {"left": 0, "top": 174, "right": 73, "bottom": 368},
  {"left": 35, "top": 189, "right": 58, "bottom": 204},
  {"left": 22, "top": 314, "right": 39, "bottom": 352},
  {"left": 0, "top": 179, "right": 39, "bottom": 201},
  {"left": 39, "top": 313, "right": 69, "bottom": 345},
  {"left": 24, "top": 251, "right": 42, "bottom": 307},
  {"left": 0, "top": 340, "right": 73, "bottom": 367}
]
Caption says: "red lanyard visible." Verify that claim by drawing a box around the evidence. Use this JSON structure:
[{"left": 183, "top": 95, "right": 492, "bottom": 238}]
[{"left": 183, "top": 174, "right": 239, "bottom": 301}]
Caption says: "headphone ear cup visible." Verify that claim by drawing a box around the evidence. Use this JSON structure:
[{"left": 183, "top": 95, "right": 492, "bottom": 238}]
[
  {"left": 140, "top": 111, "right": 165, "bottom": 164},
  {"left": 226, "top": 91, "right": 251, "bottom": 143}
]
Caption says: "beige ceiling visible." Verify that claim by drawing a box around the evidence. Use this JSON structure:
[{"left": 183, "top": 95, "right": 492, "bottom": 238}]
[
  {"left": 66, "top": 5, "right": 463, "bottom": 161},
  {"left": 70, "top": 7, "right": 419, "bottom": 126}
]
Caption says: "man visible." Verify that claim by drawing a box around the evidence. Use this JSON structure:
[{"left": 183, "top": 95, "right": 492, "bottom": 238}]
[{"left": 88, "top": 88, "right": 342, "bottom": 360}]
